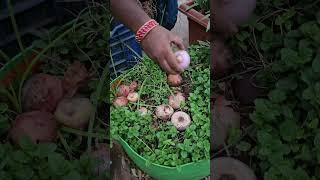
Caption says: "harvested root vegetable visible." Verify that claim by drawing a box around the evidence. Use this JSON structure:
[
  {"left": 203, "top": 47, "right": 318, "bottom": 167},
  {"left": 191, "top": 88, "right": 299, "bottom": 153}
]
[
  {"left": 155, "top": 105, "right": 174, "bottom": 120},
  {"left": 129, "top": 81, "right": 138, "bottom": 92},
  {"left": 169, "top": 92, "right": 185, "bottom": 109},
  {"left": 211, "top": 157, "right": 257, "bottom": 180},
  {"left": 167, "top": 74, "right": 182, "bottom": 87},
  {"left": 113, "top": 96, "right": 128, "bottom": 107},
  {"left": 212, "top": 39, "right": 233, "bottom": 78},
  {"left": 171, "top": 111, "right": 191, "bottom": 131},
  {"left": 212, "top": 95, "right": 240, "bottom": 150},
  {"left": 211, "top": 0, "right": 256, "bottom": 38},
  {"left": 89, "top": 143, "right": 110, "bottom": 176},
  {"left": 63, "top": 61, "right": 90, "bottom": 97},
  {"left": 54, "top": 97, "right": 94, "bottom": 129},
  {"left": 22, "top": 73, "right": 64, "bottom": 112},
  {"left": 138, "top": 107, "right": 149, "bottom": 115},
  {"left": 127, "top": 92, "right": 139, "bottom": 103},
  {"left": 219, "top": 0, "right": 256, "bottom": 26},
  {"left": 175, "top": 50, "right": 190, "bottom": 70},
  {"left": 116, "top": 85, "right": 130, "bottom": 97},
  {"left": 10, "top": 111, "right": 57, "bottom": 144}
]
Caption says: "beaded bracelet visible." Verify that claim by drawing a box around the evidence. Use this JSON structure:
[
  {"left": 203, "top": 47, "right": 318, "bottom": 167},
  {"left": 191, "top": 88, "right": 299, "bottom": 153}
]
[{"left": 135, "top": 19, "right": 159, "bottom": 43}]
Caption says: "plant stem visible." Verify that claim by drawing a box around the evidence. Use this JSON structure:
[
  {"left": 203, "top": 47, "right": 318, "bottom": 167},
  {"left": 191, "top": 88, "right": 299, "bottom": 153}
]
[
  {"left": 87, "top": 61, "right": 109, "bottom": 151},
  {"left": 0, "top": 86, "right": 19, "bottom": 113},
  {"left": 7, "top": 0, "right": 24, "bottom": 52},
  {"left": 0, "top": 50, "right": 10, "bottom": 62},
  {"left": 58, "top": 131, "right": 73, "bottom": 159},
  {"left": 8, "top": 84, "right": 21, "bottom": 113},
  {"left": 61, "top": 126, "right": 108, "bottom": 140}
]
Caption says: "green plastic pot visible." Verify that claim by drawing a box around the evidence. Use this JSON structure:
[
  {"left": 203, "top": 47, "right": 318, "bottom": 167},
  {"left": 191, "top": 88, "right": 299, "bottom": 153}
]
[{"left": 114, "top": 136, "right": 210, "bottom": 180}]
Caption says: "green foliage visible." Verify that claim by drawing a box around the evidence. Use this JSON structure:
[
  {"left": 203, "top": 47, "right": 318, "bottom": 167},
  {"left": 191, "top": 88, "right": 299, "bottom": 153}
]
[
  {"left": 111, "top": 42, "right": 210, "bottom": 167},
  {"left": 230, "top": 0, "right": 320, "bottom": 179},
  {"left": 0, "top": 3, "right": 110, "bottom": 179},
  {"left": 0, "top": 140, "right": 106, "bottom": 180}
]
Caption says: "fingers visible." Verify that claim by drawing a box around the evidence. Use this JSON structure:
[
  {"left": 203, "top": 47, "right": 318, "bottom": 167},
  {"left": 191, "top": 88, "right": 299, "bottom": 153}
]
[
  {"left": 164, "top": 48, "right": 183, "bottom": 74},
  {"left": 158, "top": 58, "right": 177, "bottom": 74}
]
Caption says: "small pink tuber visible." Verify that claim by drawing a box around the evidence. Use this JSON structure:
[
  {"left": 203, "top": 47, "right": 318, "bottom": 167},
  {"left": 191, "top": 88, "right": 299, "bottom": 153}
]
[
  {"left": 171, "top": 111, "right": 191, "bottom": 131},
  {"left": 169, "top": 92, "right": 185, "bottom": 109},
  {"left": 127, "top": 92, "right": 139, "bottom": 103},
  {"left": 175, "top": 50, "right": 190, "bottom": 70},
  {"left": 155, "top": 105, "right": 174, "bottom": 120},
  {"left": 138, "top": 107, "right": 149, "bottom": 115},
  {"left": 10, "top": 111, "right": 58, "bottom": 144},
  {"left": 129, "top": 81, "right": 138, "bottom": 92},
  {"left": 167, "top": 74, "right": 182, "bottom": 87},
  {"left": 116, "top": 85, "right": 130, "bottom": 97},
  {"left": 54, "top": 97, "right": 94, "bottom": 129},
  {"left": 113, "top": 96, "right": 128, "bottom": 107},
  {"left": 22, "top": 73, "right": 64, "bottom": 113}
]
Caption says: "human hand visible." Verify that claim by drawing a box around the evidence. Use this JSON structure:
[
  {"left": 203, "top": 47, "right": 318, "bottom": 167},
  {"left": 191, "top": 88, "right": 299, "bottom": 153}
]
[{"left": 140, "top": 25, "right": 185, "bottom": 75}]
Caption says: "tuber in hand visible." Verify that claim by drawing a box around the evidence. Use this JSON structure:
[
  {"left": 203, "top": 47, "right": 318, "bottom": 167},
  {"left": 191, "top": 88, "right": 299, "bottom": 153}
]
[
  {"left": 10, "top": 111, "right": 58, "bottom": 144},
  {"left": 175, "top": 50, "right": 190, "bottom": 70},
  {"left": 54, "top": 97, "right": 94, "bottom": 129},
  {"left": 22, "top": 73, "right": 64, "bottom": 112}
]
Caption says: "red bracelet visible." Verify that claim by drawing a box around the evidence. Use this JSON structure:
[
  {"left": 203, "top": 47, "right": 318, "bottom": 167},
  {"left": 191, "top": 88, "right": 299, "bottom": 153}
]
[{"left": 135, "top": 19, "right": 159, "bottom": 43}]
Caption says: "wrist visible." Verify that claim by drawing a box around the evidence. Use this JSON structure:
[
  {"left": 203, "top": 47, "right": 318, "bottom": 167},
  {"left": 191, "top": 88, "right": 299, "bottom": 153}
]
[{"left": 135, "top": 19, "right": 159, "bottom": 43}]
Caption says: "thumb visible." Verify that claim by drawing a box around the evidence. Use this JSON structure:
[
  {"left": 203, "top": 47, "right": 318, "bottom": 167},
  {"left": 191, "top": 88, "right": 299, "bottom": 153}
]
[{"left": 170, "top": 35, "right": 185, "bottom": 50}]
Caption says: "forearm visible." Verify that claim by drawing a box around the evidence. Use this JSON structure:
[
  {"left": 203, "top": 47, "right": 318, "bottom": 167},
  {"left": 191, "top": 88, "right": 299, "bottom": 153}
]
[{"left": 110, "top": 0, "right": 151, "bottom": 32}]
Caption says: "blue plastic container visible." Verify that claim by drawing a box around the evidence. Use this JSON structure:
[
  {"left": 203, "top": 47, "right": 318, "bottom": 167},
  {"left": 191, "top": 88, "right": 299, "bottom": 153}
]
[{"left": 108, "top": 19, "right": 143, "bottom": 79}]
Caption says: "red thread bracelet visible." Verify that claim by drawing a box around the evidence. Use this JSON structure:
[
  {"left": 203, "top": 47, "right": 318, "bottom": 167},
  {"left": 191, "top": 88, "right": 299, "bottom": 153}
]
[{"left": 135, "top": 19, "right": 159, "bottom": 43}]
